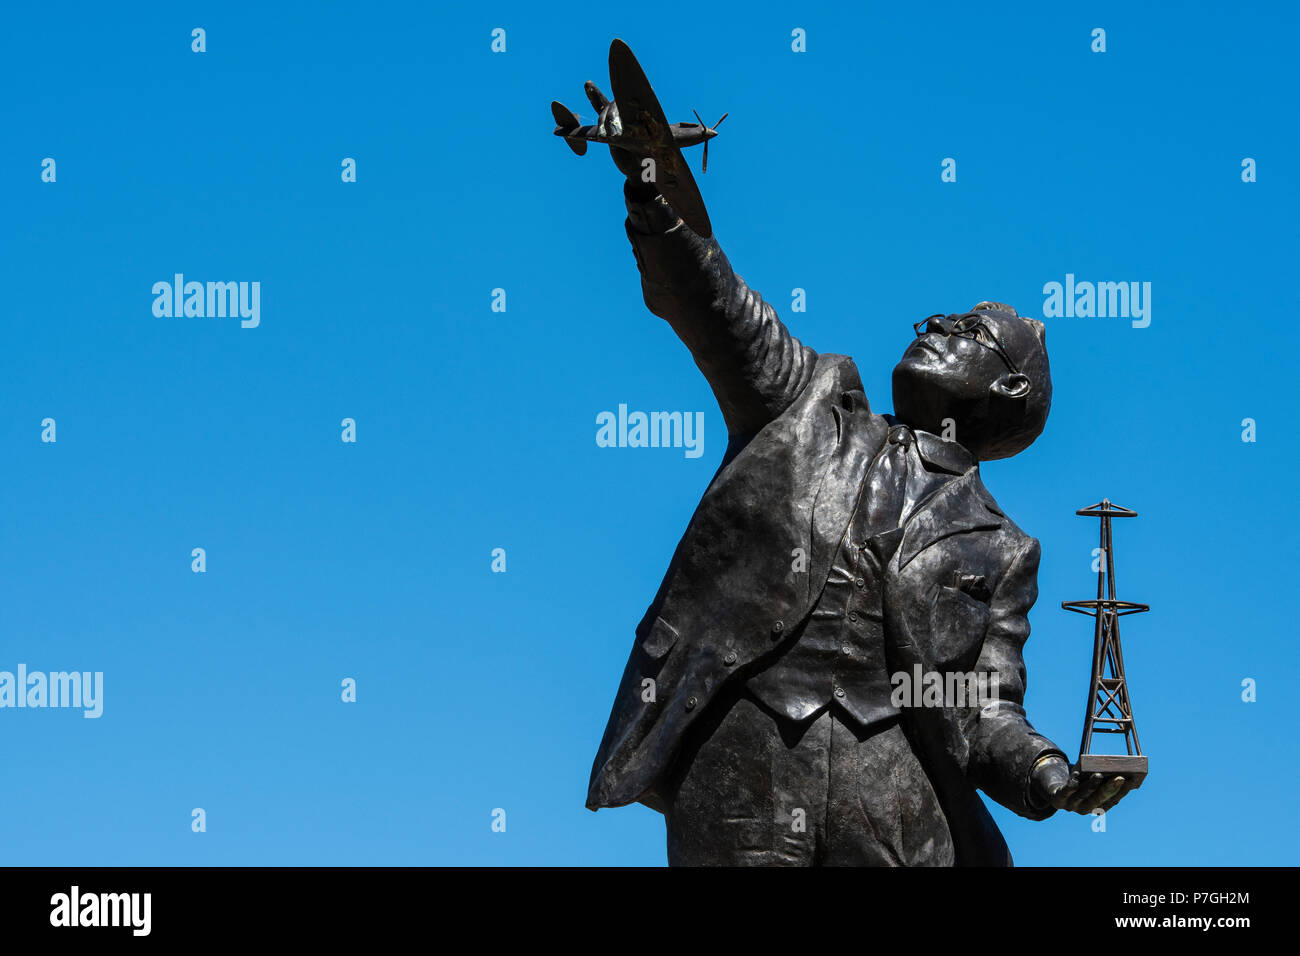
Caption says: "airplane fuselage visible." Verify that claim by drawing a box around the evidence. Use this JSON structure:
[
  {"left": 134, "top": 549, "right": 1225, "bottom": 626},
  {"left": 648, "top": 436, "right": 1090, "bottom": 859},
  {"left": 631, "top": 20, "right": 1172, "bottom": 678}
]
[{"left": 554, "top": 122, "right": 715, "bottom": 150}]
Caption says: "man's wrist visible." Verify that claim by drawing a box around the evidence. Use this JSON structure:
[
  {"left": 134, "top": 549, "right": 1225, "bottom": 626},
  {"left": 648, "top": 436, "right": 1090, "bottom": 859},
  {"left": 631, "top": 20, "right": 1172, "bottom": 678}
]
[
  {"left": 624, "top": 175, "right": 659, "bottom": 204},
  {"left": 1028, "top": 753, "right": 1070, "bottom": 809},
  {"left": 624, "top": 178, "right": 680, "bottom": 236}
]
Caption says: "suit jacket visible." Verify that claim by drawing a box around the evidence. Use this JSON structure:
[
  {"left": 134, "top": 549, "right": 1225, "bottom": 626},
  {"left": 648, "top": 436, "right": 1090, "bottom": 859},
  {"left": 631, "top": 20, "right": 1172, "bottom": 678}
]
[{"left": 587, "top": 193, "right": 1065, "bottom": 865}]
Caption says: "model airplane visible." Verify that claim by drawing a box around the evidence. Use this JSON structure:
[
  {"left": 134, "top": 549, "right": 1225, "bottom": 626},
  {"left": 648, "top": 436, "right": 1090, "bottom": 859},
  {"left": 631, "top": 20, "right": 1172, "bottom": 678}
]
[{"left": 551, "top": 39, "right": 726, "bottom": 237}]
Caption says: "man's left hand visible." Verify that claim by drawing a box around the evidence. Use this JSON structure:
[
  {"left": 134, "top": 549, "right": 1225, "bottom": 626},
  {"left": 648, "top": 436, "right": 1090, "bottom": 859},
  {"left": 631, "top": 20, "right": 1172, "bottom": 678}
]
[{"left": 1032, "top": 756, "right": 1138, "bottom": 814}]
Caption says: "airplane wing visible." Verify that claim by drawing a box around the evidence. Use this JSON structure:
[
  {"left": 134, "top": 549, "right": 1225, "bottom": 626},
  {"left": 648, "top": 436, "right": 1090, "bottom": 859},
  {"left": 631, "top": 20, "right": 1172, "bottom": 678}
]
[
  {"left": 608, "top": 38, "right": 713, "bottom": 238},
  {"left": 608, "top": 39, "right": 673, "bottom": 147},
  {"left": 645, "top": 140, "right": 712, "bottom": 238}
]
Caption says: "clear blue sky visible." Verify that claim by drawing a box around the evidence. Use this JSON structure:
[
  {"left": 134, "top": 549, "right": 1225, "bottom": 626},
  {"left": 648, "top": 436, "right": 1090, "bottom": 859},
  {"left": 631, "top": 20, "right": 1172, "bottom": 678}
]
[{"left": 1, "top": 0, "right": 1295, "bottom": 865}]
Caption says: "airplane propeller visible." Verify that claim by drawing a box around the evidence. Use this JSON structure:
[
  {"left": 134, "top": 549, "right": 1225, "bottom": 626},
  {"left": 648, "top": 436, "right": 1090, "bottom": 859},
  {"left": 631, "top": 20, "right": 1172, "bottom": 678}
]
[{"left": 693, "top": 109, "right": 728, "bottom": 173}]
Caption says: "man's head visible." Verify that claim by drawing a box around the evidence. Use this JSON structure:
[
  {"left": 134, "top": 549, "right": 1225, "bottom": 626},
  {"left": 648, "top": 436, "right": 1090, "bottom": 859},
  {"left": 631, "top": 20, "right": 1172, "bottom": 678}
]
[{"left": 891, "top": 301, "right": 1051, "bottom": 461}]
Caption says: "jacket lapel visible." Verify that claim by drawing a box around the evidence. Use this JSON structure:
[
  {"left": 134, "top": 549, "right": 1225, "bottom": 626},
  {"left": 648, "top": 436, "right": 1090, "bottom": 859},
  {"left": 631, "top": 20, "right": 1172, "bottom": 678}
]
[
  {"left": 897, "top": 468, "right": 1004, "bottom": 571},
  {"left": 808, "top": 388, "right": 888, "bottom": 599}
]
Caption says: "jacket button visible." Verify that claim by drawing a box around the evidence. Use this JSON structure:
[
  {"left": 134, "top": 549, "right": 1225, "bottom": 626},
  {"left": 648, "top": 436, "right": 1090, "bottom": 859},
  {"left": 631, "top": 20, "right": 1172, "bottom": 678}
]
[
  {"left": 771, "top": 620, "right": 785, "bottom": 637},
  {"left": 834, "top": 687, "right": 846, "bottom": 699},
  {"left": 685, "top": 696, "right": 698, "bottom": 711},
  {"left": 723, "top": 651, "right": 738, "bottom": 665}
]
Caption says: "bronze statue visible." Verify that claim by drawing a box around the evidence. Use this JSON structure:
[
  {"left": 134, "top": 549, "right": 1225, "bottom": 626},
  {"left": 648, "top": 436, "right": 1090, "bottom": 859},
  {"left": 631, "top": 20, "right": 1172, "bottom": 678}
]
[{"left": 563, "top": 40, "right": 1140, "bottom": 866}]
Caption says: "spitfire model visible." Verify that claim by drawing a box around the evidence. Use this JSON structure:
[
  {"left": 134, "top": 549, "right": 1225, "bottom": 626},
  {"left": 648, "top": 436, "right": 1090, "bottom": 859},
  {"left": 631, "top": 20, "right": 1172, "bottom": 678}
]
[{"left": 551, "top": 39, "right": 726, "bottom": 237}]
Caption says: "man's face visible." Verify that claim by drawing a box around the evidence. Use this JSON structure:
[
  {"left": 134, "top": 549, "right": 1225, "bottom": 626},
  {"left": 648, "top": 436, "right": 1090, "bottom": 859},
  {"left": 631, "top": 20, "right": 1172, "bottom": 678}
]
[{"left": 891, "top": 312, "right": 1040, "bottom": 451}]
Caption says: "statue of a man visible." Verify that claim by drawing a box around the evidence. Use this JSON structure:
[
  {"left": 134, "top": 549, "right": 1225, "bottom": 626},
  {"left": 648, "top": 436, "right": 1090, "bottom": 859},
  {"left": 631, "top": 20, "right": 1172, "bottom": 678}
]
[{"left": 578, "top": 84, "right": 1138, "bottom": 865}]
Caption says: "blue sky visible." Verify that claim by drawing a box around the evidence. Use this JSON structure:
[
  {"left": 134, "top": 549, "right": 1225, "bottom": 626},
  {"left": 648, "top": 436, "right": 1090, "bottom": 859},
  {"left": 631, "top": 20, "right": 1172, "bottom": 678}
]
[{"left": 1, "top": 0, "right": 1295, "bottom": 865}]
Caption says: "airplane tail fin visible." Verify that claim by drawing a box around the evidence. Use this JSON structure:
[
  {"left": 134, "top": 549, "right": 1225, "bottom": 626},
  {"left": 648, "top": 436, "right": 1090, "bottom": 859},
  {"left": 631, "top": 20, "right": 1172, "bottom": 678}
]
[{"left": 551, "top": 101, "right": 587, "bottom": 155}]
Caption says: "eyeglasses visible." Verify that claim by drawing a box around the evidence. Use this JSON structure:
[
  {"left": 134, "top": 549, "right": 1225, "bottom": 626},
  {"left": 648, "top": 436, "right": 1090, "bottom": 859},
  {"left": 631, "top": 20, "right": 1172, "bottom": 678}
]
[{"left": 911, "top": 312, "right": 1020, "bottom": 374}]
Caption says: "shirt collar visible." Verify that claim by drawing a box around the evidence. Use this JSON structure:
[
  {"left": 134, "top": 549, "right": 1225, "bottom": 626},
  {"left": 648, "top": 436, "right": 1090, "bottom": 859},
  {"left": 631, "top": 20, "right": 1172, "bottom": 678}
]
[
  {"left": 883, "top": 417, "right": 976, "bottom": 475},
  {"left": 915, "top": 429, "right": 976, "bottom": 474}
]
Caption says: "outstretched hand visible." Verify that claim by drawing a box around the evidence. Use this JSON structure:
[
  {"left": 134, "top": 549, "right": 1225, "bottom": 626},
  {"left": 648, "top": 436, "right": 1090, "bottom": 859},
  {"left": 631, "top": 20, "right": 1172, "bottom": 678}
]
[{"left": 1032, "top": 756, "right": 1138, "bottom": 814}]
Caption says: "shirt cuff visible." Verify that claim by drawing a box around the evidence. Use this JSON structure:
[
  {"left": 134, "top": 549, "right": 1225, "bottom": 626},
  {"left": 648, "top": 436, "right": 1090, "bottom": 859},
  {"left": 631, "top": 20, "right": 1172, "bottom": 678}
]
[{"left": 1025, "top": 750, "right": 1070, "bottom": 811}]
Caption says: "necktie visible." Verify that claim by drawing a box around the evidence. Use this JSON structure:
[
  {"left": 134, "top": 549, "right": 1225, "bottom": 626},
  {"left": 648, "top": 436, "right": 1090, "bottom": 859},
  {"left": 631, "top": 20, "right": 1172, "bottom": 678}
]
[{"left": 864, "top": 426, "right": 913, "bottom": 533}]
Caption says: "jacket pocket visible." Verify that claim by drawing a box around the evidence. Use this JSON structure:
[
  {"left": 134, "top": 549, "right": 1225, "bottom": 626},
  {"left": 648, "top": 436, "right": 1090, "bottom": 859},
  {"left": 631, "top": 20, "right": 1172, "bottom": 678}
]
[
  {"left": 929, "top": 585, "right": 991, "bottom": 669},
  {"left": 638, "top": 616, "right": 680, "bottom": 660}
]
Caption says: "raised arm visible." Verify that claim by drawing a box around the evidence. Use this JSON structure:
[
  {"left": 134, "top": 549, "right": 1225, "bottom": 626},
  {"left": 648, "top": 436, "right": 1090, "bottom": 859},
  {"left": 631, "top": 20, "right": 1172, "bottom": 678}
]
[
  {"left": 570, "top": 81, "right": 817, "bottom": 438},
  {"left": 621, "top": 179, "right": 817, "bottom": 437}
]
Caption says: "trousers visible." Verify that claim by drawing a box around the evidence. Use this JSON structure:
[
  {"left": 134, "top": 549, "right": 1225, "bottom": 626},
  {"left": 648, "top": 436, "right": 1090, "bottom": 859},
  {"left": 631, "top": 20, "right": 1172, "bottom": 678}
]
[{"left": 663, "top": 685, "right": 955, "bottom": 866}]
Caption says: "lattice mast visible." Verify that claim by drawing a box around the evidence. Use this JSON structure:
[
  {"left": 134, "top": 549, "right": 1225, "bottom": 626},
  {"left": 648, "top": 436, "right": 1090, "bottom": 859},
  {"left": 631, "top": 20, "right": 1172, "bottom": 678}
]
[{"left": 1061, "top": 499, "right": 1149, "bottom": 784}]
